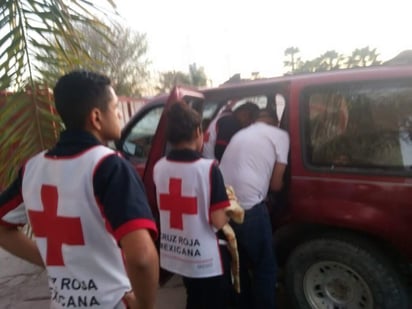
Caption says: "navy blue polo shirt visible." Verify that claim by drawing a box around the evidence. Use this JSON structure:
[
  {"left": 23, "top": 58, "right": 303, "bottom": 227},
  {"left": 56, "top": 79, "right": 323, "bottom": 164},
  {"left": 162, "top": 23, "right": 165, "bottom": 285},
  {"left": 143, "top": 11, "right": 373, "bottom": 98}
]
[{"left": 0, "top": 130, "right": 157, "bottom": 242}]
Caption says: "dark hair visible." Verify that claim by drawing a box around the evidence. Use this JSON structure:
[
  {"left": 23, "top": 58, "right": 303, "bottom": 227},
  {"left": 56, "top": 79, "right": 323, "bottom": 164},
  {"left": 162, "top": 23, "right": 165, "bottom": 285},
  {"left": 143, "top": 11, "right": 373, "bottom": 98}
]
[
  {"left": 234, "top": 101, "right": 260, "bottom": 118},
  {"left": 53, "top": 70, "right": 112, "bottom": 129},
  {"left": 166, "top": 102, "right": 202, "bottom": 144},
  {"left": 259, "top": 107, "right": 279, "bottom": 124}
]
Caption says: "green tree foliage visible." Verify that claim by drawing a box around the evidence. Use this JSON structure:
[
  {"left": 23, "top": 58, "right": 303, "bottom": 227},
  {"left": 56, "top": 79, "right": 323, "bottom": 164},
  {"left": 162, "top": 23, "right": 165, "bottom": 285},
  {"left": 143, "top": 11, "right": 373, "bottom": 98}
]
[
  {"left": 320, "top": 50, "right": 344, "bottom": 70},
  {"left": 0, "top": 0, "right": 115, "bottom": 189},
  {"left": 284, "top": 46, "right": 382, "bottom": 74},
  {"left": 188, "top": 63, "right": 208, "bottom": 87},
  {"left": 157, "top": 63, "right": 208, "bottom": 94},
  {"left": 156, "top": 71, "right": 191, "bottom": 94},
  {"left": 284, "top": 47, "right": 301, "bottom": 73},
  {"left": 41, "top": 22, "right": 151, "bottom": 97},
  {"left": 346, "top": 47, "right": 380, "bottom": 68}
]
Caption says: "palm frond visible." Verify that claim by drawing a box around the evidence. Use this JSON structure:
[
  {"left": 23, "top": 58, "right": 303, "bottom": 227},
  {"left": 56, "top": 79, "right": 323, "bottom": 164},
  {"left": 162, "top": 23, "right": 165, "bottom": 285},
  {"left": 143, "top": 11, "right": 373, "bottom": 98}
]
[
  {"left": 0, "top": 0, "right": 116, "bottom": 189},
  {"left": 0, "top": 86, "right": 63, "bottom": 189}
]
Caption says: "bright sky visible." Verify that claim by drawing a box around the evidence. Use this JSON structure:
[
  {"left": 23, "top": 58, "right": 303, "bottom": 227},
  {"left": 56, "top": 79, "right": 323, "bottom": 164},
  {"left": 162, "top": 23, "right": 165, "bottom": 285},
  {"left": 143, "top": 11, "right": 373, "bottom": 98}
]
[{"left": 116, "top": 0, "right": 412, "bottom": 86}]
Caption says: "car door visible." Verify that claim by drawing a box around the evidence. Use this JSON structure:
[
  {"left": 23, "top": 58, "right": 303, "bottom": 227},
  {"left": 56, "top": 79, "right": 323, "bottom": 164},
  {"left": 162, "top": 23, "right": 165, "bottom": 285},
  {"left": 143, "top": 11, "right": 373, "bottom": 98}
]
[{"left": 117, "top": 101, "right": 165, "bottom": 178}]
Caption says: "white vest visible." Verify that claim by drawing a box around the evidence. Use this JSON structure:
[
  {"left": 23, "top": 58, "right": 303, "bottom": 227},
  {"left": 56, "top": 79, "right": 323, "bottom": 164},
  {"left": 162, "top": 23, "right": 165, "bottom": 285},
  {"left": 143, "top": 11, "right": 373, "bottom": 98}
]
[
  {"left": 22, "top": 146, "right": 130, "bottom": 309},
  {"left": 154, "top": 157, "right": 223, "bottom": 278}
]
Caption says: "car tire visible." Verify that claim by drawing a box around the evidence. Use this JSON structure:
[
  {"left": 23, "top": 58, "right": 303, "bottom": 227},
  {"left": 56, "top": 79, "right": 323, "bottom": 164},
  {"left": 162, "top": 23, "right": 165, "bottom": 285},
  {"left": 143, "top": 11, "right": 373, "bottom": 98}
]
[{"left": 284, "top": 236, "right": 410, "bottom": 309}]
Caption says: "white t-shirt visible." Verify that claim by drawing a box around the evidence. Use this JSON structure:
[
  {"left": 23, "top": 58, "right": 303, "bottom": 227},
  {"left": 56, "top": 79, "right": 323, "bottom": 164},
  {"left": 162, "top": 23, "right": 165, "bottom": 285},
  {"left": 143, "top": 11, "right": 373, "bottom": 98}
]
[{"left": 219, "top": 122, "right": 290, "bottom": 210}]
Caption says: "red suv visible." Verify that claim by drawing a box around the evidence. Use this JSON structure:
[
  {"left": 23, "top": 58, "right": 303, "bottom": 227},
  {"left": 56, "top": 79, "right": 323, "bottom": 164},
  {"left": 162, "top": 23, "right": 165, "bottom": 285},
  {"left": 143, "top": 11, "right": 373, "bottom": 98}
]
[{"left": 116, "top": 66, "right": 412, "bottom": 309}]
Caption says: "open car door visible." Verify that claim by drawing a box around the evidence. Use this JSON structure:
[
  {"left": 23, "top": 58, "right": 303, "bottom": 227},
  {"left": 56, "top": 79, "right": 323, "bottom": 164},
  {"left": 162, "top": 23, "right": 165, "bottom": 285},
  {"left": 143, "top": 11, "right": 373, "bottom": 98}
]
[{"left": 142, "top": 86, "right": 205, "bottom": 222}]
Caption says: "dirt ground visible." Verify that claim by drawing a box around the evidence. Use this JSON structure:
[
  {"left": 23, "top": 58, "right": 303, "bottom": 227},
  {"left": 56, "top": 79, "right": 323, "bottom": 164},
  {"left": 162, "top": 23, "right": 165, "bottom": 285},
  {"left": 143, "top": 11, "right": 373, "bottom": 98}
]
[{"left": 0, "top": 247, "right": 292, "bottom": 308}]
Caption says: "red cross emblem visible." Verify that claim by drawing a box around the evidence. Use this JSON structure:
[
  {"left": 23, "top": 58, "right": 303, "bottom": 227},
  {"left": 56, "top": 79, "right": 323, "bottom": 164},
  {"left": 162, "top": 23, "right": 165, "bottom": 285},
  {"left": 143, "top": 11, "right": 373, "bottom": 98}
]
[
  {"left": 159, "top": 178, "right": 198, "bottom": 230},
  {"left": 28, "top": 185, "right": 85, "bottom": 266}
]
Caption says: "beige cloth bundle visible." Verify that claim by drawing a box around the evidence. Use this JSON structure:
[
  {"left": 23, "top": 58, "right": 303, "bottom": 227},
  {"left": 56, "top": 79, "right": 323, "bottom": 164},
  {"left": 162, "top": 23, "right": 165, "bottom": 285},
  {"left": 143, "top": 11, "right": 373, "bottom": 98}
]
[{"left": 222, "top": 186, "right": 244, "bottom": 293}]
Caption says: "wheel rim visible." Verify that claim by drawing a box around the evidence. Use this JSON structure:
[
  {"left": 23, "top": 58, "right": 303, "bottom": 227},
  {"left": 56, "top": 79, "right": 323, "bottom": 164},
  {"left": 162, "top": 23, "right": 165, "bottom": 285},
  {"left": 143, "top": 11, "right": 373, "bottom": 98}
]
[{"left": 303, "top": 261, "right": 373, "bottom": 309}]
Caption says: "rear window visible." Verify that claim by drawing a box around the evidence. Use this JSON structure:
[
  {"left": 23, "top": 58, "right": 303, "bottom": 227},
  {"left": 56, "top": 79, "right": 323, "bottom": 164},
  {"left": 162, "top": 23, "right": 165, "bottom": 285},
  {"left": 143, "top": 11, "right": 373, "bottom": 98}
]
[{"left": 302, "top": 80, "right": 412, "bottom": 173}]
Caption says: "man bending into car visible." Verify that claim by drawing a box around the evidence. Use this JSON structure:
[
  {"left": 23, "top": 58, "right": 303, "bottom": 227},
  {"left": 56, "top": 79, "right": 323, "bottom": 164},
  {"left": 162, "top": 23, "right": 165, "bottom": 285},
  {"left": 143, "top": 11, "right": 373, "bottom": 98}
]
[{"left": 220, "top": 107, "right": 290, "bottom": 309}]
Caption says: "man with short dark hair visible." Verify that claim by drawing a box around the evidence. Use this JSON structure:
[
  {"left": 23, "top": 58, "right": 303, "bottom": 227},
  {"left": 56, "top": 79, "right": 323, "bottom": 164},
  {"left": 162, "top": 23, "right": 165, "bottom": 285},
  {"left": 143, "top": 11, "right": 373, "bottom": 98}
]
[
  {"left": 0, "top": 70, "right": 159, "bottom": 309},
  {"left": 204, "top": 102, "right": 259, "bottom": 161}
]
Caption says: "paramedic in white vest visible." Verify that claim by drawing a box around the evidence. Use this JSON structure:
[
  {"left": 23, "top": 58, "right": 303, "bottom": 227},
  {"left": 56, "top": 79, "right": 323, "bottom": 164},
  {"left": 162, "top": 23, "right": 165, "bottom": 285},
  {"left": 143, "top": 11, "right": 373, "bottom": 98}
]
[
  {"left": 219, "top": 108, "right": 290, "bottom": 309},
  {"left": 0, "top": 70, "right": 159, "bottom": 309},
  {"left": 154, "top": 102, "right": 231, "bottom": 309}
]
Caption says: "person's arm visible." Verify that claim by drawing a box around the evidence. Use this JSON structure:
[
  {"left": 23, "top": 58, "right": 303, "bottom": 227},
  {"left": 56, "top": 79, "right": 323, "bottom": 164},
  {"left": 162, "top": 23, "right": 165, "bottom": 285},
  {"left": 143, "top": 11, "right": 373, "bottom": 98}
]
[
  {"left": 94, "top": 154, "right": 159, "bottom": 308},
  {"left": 269, "top": 162, "right": 287, "bottom": 192},
  {"left": 120, "top": 229, "right": 159, "bottom": 309},
  {"left": 209, "top": 163, "right": 230, "bottom": 229},
  {"left": 0, "top": 172, "right": 44, "bottom": 267},
  {"left": 0, "top": 225, "right": 44, "bottom": 267},
  {"left": 210, "top": 208, "right": 228, "bottom": 230},
  {"left": 269, "top": 129, "right": 290, "bottom": 192}
]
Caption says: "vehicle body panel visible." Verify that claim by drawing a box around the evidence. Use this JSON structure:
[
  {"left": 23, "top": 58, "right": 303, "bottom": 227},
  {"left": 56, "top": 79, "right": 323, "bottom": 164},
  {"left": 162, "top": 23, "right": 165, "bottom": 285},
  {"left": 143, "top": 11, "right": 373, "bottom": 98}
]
[
  {"left": 119, "top": 65, "right": 412, "bottom": 262},
  {"left": 286, "top": 68, "right": 412, "bottom": 260}
]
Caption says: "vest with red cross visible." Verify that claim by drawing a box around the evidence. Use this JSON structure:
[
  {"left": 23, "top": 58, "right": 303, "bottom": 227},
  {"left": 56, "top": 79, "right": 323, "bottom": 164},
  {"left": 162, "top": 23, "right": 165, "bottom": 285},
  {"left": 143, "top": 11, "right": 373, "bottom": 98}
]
[
  {"left": 22, "top": 146, "right": 130, "bottom": 309},
  {"left": 154, "top": 157, "right": 223, "bottom": 278}
]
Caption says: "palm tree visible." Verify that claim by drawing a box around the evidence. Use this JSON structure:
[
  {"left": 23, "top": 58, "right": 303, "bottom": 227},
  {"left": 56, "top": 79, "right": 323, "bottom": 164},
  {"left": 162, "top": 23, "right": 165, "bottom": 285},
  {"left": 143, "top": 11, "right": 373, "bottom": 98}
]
[
  {"left": 188, "top": 63, "right": 208, "bottom": 87},
  {"left": 284, "top": 47, "right": 301, "bottom": 73},
  {"left": 295, "top": 59, "right": 317, "bottom": 74},
  {"left": 319, "top": 50, "right": 343, "bottom": 71},
  {"left": 156, "top": 71, "right": 192, "bottom": 94},
  {"left": 346, "top": 47, "right": 381, "bottom": 68},
  {"left": 0, "top": 1, "right": 115, "bottom": 190}
]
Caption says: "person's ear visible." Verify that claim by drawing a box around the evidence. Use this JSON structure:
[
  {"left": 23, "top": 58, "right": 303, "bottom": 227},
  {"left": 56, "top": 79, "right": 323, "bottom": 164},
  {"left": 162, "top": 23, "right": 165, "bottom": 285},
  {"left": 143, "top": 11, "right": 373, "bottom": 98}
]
[
  {"left": 195, "top": 126, "right": 202, "bottom": 138},
  {"left": 89, "top": 107, "right": 103, "bottom": 131},
  {"left": 194, "top": 126, "right": 204, "bottom": 152}
]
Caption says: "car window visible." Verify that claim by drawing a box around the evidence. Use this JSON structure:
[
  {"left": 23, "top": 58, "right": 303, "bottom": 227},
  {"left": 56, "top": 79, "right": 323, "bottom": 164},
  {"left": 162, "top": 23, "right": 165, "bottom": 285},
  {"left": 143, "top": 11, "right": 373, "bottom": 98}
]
[
  {"left": 201, "top": 101, "right": 221, "bottom": 131},
  {"left": 123, "top": 106, "right": 164, "bottom": 162},
  {"left": 203, "top": 101, "right": 220, "bottom": 119},
  {"left": 303, "top": 81, "right": 412, "bottom": 172},
  {"left": 232, "top": 96, "right": 268, "bottom": 110},
  {"left": 229, "top": 94, "right": 287, "bottom": 125},
  {"left": 275, "top": 94, "right": 286, "bottom": 123},
  {"left": 123, "top": 100, "right": 221, "bottom": 162}
]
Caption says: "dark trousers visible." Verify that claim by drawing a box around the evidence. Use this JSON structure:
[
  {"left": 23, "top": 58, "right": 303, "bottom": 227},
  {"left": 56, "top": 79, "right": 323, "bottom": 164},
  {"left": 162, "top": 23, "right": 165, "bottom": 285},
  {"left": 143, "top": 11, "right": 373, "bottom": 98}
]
[
  {"left": 231, "top": 201, "right": 277, "bottom": 309},
  {"left": 182, "top": 245, "right": 232, "bottom": 309}
]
